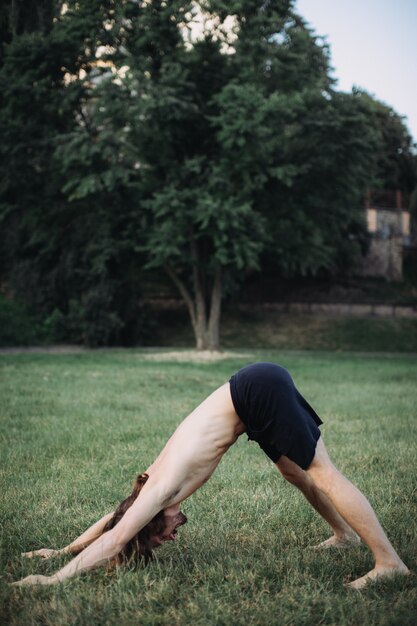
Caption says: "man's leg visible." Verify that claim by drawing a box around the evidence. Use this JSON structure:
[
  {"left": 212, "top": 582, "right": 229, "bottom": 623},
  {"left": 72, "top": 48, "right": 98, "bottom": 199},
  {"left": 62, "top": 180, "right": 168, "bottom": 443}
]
[
  {"left": 306, "top": 437, "right": 409, "bottom": 588},
  {"left": 276, "top": 455, "right": 360, "bottom": 548}
]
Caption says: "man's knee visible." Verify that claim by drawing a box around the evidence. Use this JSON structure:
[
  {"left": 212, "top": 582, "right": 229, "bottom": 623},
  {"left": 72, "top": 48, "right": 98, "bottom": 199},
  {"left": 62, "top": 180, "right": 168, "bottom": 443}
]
[
  {"left": 277, "top": 456, "right": 309, "bottom": 489},
  {"left": 307, "top": 463, "right": 340, "bottom": 498},
  {"left": 305, "top": 438, "right": 339, "bottom": 494}
]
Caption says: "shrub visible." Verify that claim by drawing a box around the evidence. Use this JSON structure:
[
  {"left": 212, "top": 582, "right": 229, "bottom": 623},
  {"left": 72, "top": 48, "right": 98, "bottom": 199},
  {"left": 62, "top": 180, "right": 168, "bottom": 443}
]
[{"left": 0, "top": 295, "right": 41, "bottom": 346}]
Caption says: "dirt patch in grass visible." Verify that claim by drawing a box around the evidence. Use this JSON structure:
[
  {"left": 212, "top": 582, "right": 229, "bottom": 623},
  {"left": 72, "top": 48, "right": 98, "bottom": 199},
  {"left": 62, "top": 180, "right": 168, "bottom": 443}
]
[{"left": 142, "top": 349, "right": 251, "bottom": 363}]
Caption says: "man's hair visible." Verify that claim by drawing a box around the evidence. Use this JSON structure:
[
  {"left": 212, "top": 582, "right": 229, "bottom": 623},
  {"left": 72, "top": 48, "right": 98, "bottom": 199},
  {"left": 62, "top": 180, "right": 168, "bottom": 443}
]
[{"left": 101, "top": 473, "right": 166, "bottom": 567}]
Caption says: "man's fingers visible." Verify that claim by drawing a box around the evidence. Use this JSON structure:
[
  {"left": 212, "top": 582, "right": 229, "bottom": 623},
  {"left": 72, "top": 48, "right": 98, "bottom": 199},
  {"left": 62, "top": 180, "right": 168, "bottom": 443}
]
[
  {"left": 21, "top": 548, "right": 56, "bottom": 559},
  {"left": 12, "top": 574, "right": 54, "bottom": 587}
]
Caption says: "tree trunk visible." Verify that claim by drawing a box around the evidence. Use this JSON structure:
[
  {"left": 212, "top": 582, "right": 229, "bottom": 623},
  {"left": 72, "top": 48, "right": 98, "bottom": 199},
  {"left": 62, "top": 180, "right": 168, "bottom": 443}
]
[
  {"left": 190, "top": 235, "right": 208, "bottom": 350},
  {"left": 164, "top": 261, "right": 223, "bottom": 352},
  {"left": 207, "top": 268, "right": 222, "bottom": 351},
  {"left": 194, "top": 320, "right": 208, "bottom": 350},
  {"left": 164, "top": 263, "right": 208, "bottom": 350},
  {"left": 193, "top": 265, "right": 208, "bottom": 350}
]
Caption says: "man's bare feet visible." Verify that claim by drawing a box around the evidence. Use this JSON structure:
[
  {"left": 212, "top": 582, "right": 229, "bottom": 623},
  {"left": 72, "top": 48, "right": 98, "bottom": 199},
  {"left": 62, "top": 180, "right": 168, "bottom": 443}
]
[
  {"left": 346, "top": 562, "right": 410, "bottom": 590},
  {"left": 312, "top": 533, "right": 361, "bottom": 550}
]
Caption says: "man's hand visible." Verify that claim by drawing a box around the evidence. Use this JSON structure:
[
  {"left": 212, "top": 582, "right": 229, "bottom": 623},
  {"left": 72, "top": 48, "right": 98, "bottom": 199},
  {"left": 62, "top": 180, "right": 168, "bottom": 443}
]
[
  {"left": 22, "top": 548, "right": 62, "bottom": 560},
  {"left": 12, "top": 574, "right": 59, "bottom": 587}
]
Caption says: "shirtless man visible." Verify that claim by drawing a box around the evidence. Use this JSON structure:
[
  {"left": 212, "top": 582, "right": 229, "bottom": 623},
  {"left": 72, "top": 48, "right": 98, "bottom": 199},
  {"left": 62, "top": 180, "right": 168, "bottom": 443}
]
[{"left": 13, "top": 363, "right": 409, "bottom": 590}]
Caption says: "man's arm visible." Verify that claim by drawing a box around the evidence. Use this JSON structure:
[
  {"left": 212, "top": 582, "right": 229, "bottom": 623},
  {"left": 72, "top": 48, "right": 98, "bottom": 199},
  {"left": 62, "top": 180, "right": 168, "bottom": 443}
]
[
  {"left": 22, "top": 511, "right": 115, "bottom": 560},
  {"left": 13, "top": 477, "right": 171, "bottom": 586},
  {"left": 62, "top": 511, "right": 116, "bottom": 555}
]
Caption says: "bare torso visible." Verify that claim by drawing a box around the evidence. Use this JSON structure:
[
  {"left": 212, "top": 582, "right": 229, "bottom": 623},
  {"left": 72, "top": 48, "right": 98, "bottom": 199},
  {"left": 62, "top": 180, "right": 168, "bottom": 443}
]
[{"left": 145, "top": 383, "right": 245, "bottom": 504}]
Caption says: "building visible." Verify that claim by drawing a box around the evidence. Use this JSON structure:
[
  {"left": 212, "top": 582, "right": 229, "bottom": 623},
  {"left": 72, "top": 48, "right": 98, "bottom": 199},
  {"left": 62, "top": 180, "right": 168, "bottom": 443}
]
[{"left": 362, "top": 190, "right": 411, "bottom": 281}]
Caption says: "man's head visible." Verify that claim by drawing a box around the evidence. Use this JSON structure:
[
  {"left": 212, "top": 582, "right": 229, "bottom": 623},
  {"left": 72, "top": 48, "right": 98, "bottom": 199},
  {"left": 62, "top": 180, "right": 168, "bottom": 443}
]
[
  {"left": 102, "top": 473, "right": 187, "bottom": 565},
  {"left": 149, "top": 505, "right": 188, "bottom": 548}
]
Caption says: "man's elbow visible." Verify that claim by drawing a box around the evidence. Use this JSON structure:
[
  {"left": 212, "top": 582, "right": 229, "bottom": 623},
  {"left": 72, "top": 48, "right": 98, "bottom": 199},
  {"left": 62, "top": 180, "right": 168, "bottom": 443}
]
[{"left": 108, "top": 480, "right": 180, "bottom": 547}]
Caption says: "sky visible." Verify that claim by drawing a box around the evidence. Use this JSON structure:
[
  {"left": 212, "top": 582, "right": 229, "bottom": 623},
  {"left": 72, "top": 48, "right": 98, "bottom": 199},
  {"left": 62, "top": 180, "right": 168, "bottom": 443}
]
[{"left": 295, "top": 0, "right": 417, "bottom": 143}]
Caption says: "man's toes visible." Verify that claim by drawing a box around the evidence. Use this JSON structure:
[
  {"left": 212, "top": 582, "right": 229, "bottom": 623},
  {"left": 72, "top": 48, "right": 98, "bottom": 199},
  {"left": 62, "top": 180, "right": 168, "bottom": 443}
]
[{"left": 346, "top": 565, "right": 410, "bottom": 590}]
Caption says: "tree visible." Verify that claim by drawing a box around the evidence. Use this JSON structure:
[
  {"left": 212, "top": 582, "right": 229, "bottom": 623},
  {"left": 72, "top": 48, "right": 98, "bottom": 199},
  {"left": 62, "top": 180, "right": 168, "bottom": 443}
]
[
  {"left": 52, "top": 0, "right": 276, "bottom": 350},
  {"left": 0, "top": 1, "right": 148, "bottom": 345},
  {"left": 118, "top": 0, "right": 338, "bottom": 349},
  {"left": 256, "top": 90, "right": 384, "bottom": 277},
  {"left": 356, "top": 91, "right": 417, "bottom": 195},
  {"left": 128, "top": 1, "right": 382, "bottom": 345}
]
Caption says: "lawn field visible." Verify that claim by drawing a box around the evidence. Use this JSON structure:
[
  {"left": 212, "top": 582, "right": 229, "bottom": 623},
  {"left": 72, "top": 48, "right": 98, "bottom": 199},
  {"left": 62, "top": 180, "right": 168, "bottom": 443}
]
[
  {"left": 154, "top": 309, "right": 417, "bottom": 353},
  {"left": 1, "top": 350, "right": 416, "bottom": 625}
]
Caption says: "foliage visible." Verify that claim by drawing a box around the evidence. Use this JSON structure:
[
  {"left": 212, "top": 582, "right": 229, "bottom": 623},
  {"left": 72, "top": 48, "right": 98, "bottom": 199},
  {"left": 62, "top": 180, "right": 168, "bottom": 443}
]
[
  {"left": 0, "top": 0, "right": 415, "bottom": 347},
  {"left": 0, "top": 294, "right": 41, "bottom": 346},
  {"left": 0, "top": 2, "right": 149, "bottom": 346},
  {"left": 258, "top": 90, "right": 382, "bottom": 276},
  {"left": 354, "top": 91, "right": 417, "bottom": 194}
]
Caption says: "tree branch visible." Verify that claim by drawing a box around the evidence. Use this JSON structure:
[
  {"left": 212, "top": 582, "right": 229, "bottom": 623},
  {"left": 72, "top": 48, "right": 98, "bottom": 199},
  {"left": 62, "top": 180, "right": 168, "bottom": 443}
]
[{"left": 164, "top": 264, "right": 197, "bottom": 330}]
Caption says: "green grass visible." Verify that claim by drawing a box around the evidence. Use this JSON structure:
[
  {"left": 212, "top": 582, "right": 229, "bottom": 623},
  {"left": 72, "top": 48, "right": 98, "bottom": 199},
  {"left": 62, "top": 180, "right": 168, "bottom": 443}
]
[
  {"left": 154, "top": 309, "right": 417, "bottom": 353},
  {"left": 1, "top": 350, "right": 416, "bottom": 625}
]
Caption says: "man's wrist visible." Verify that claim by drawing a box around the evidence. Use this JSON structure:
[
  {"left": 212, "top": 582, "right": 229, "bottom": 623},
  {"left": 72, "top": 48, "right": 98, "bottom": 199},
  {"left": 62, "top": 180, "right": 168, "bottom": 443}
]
[{"left": 49, "top": 573, "right": 62, "bottom": 585}]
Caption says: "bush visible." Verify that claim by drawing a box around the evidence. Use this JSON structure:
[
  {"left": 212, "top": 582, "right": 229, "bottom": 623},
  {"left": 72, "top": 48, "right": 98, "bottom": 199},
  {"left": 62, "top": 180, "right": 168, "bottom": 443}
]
[
  {"left": 43, "top": 286, "right": 156, "bottom": 348},
  {"left": 0, "top": 295, "right": 41, "bottom": 346},
  {"left": 68, "top": 288, "right": 124, "bottom": 348}
]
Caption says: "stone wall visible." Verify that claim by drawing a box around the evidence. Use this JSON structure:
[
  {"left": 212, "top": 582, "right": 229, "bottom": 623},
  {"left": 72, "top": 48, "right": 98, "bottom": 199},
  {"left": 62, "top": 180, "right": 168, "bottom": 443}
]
[
  {"left": 147, "top": 299, "right": 417, "bottom": 318},
  {"left": 249, "top": 302, "right": 417, "bottom": 318}
]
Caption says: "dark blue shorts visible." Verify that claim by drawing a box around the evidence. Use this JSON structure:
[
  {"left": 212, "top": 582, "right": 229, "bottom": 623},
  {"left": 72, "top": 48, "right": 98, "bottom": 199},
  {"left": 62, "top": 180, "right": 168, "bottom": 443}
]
[{"left": 229, "top": 363, "right": 322, "bottom": 469}]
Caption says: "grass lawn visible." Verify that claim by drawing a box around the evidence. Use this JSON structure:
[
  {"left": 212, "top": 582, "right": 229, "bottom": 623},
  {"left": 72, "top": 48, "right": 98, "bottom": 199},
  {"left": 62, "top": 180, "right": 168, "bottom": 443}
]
[
  {"left": 1, "top": 349, "right": 416, "bottom": 625},
  {"left": 154, "top": 309, "right": 417, "bottom": 353}
]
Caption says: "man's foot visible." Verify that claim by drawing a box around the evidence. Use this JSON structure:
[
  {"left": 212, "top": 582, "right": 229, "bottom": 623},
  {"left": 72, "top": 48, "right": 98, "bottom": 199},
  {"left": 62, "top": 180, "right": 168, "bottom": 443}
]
[
  {"left": 312, "top": 533, "right": 361, "bottom": 550},
  {"left": 346, "top": 563, "right": 410, "bottom": 590}
]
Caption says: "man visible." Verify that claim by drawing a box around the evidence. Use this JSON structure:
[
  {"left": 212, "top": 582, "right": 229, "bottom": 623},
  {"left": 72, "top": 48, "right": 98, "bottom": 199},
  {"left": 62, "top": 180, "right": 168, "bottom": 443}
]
[{"left": 13, "top": 363, "right": 409, "bottom": 589}]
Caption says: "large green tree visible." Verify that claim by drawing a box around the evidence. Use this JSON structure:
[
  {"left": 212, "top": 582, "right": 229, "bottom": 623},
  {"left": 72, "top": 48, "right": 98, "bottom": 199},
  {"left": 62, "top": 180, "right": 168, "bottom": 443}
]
[
  {"left": 52, "top": 0, "right": 273, "bottom": 349},
  {"left": 73, "top": 0, "right": 331, "bottom": 349},
  {"left": 121, "top": 0, "right": 380, "bottom": 347}
]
